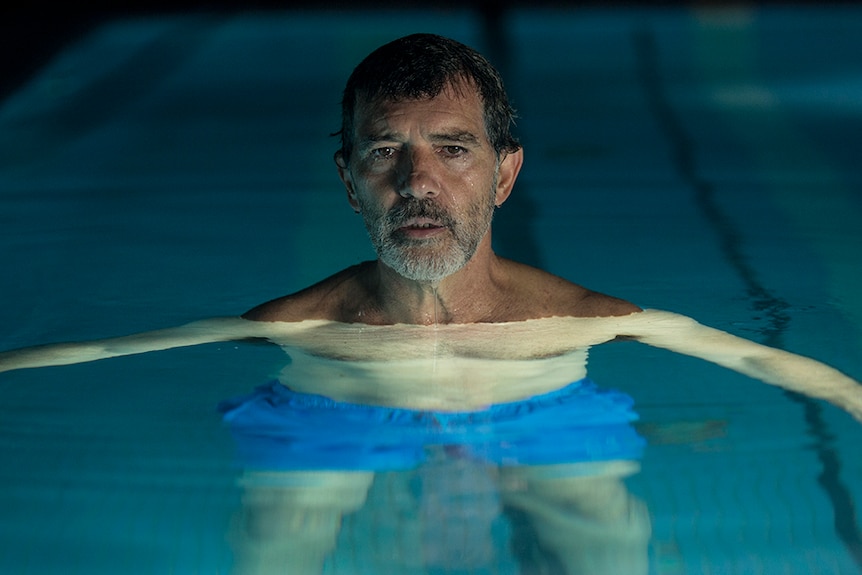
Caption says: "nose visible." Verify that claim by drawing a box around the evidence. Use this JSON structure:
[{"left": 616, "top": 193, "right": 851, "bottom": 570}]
[{"left": 396, "top": 147, "right": 439, "bottom": 199}]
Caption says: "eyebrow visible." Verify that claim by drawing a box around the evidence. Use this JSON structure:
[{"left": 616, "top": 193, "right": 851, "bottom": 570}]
[
  {"left": 358, "top": 130, "right": 482, "bottom": 150},
  {"left": 429, "top": 131, "right": 481, "bottom": 145},
  {"left": 360, "top": 131, "right": 399, "bottom": 142},
  {"left": 357, "top": 133, "right": 399, "bottom": 149}
]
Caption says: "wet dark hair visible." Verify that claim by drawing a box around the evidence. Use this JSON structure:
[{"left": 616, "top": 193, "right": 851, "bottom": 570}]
[{"left": 337, "top": 33, "right": 520, "bottom": 163}]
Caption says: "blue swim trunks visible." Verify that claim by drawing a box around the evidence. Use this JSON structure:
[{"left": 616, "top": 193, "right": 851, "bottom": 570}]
[{"left": 218, "top": 379, "right": 644, "bottom": 471}]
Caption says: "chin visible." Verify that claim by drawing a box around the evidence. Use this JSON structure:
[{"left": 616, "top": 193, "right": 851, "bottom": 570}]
[{"left": 383, "top": 254, "right": 468, "bottom": 283}]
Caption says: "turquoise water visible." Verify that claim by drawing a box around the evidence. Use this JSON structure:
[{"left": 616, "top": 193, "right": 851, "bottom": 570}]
[{"left": 1, "top": 7, "right": 861, "bottom": 574}]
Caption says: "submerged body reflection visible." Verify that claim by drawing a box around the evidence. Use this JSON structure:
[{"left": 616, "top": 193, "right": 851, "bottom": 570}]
[
  {"left": 223, "top": 319, "right": 650, "bottom": 575},
  {"left": 229, "top": 458, "right": 648, "bottom": 575}
]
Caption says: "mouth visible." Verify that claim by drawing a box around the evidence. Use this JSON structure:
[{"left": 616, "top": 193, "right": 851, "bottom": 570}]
[{"left": 395, "top": 217, "right": 448, "bottom": 239}]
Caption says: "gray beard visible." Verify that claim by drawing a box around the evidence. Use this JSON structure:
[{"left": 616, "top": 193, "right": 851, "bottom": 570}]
[{"left": 360, "top": 191, "right": 496, "bottom": 283}]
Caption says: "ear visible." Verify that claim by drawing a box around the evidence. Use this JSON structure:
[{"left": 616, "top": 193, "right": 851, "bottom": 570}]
[
  {"left": 335, "top": 151, "right": 360, "bottom": 213},
  {"left": 493, "top": 148, "right": 524, "bottom": 207}
]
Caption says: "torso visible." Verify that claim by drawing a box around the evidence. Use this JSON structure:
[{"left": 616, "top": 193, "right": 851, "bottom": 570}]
[
  {"left": 259, "top": 316, "right": 636, "bottom": 411},
  {"left": 242, "top": 258, "right": 642, "bottom": 410}
]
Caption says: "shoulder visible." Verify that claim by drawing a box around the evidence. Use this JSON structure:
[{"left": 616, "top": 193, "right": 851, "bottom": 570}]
[
  {"left": 242, "top": 263, "right": 372, "bottom": 322},
  {"left": 501, "top": 259, "right": 641, "bottom": 318},
  {"left": 572, "top": 288, "right": 642, "bottom": 317}
]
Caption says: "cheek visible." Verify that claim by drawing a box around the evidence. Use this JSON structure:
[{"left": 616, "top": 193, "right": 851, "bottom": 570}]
[
  {"left": 464, "top": 172, "right": 496, "bottom": 201},
  {"left": 451, "top": 170, "right": 484, "bottom": 200},
  {"left": 355, "top": 172, "right": 397, "bottom": 202},
  {"left": 354, "top": 186, "right": 395, "bottom": 225}
]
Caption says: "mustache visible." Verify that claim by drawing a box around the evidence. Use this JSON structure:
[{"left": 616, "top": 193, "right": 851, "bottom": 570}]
[{"left": 385, "top": 199, "right": 455, "bottom": 229}]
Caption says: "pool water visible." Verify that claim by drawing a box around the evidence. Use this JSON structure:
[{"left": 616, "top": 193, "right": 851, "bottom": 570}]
[{"left": 1, "top": 6, "right": 860, "bottom": 574}]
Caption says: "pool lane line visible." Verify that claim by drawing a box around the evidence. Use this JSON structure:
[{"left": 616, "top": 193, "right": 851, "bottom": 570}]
[
  {"left": 690, "top": 11, "right": 862, "bottom": 568},
  {"left": 632, "top": 20, "right": 862, "bottom": 572}
]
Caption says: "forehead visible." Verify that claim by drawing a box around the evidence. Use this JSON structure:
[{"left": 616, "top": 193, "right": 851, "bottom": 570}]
[{"left": 353, "top": 84, "right": 487, "bottom": 138}]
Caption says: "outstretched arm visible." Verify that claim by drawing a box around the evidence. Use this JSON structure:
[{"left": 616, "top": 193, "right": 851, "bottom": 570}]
[
  {"left": 0, "top": 317, "right": 288, "bottom": 373},
  {"left": 627, "top": 310, "right": 862, "bottom": 422}
]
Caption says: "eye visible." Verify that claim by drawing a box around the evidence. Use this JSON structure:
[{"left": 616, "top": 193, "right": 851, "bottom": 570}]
[
  {"left": 440, "top": 145, "right": 467, "bottom": 157},
  {"left": 370, "top": 147, "right": 397, "bottom": 160}
]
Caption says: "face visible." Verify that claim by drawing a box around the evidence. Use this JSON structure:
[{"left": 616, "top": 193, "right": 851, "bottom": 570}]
[{"left": 337, "top": 85, "right": 522, "bottom": 283}]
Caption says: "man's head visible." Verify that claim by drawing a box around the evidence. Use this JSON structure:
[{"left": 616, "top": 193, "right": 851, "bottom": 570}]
[
  {"left": 335, "top": 34, "right": 524, "bottom": 284},
  {"left": 336, "top": 33, "right": 520, "bottom": 165}
]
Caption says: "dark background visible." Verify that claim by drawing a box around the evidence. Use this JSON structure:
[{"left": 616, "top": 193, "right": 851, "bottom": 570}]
[{"left": 0, "top": 0, "right": 845, "bottom": 104}]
